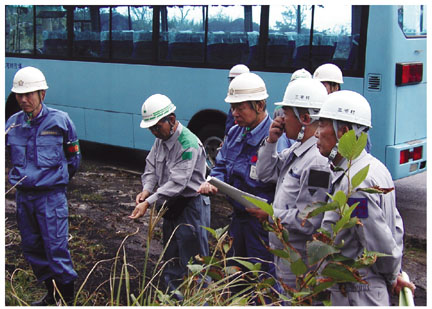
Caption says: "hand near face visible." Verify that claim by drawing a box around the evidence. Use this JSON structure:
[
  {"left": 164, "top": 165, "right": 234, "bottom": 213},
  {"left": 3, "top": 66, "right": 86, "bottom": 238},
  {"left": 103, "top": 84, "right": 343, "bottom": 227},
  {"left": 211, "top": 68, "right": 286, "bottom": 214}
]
[{"left": 268, "top": 116, "right": 285, "bottom": 143}]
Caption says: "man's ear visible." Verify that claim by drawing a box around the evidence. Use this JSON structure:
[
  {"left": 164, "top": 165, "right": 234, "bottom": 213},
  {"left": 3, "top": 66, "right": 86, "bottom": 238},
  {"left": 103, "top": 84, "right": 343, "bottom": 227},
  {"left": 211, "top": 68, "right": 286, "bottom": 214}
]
[
  {"left": 256, "top": 100, "right": 265, "bottom": 113},
  {"left": 338, "top": 124, "right": 350, "bottom": 139},
  {"left": 299, "top": 112, "right": 312, "bottom": 125},
  {"left": 39, "top": 90, "right": 46, "bottom": 101},
  {"left": 168, "top": 114, "right": 176, "bottom": 125}
]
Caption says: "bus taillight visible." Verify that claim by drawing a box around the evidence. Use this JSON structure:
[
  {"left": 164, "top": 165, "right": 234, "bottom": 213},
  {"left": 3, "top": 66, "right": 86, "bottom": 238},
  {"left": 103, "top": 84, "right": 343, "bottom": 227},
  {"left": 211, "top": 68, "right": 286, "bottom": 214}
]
[
  {"left": 395, "top": 62, "right": 423, "bottom": 86},
  {"left": 400, "top": 146, "right": 423, "bottom": 164}
]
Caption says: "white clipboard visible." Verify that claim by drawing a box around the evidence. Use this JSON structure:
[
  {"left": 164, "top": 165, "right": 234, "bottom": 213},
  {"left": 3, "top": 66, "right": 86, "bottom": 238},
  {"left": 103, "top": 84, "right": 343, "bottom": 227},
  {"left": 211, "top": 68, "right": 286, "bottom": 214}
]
[{"left": 206, "top": 176, "right": 268, "bottom": 209}]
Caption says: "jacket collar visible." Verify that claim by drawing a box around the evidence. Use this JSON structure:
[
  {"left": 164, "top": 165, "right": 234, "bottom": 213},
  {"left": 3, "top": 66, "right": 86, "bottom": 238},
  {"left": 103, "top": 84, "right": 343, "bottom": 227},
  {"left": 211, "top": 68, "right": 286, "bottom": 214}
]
[
  {"left": 236, "top": 113, "right": 271, "bottom": 146},
  {"left": 162, "top": 122, "right": 182, "bottom": 151},
  {"left": 22, "top": 104, "right": 47, "bottom": 127},
  {"left": 292, "top": 135, "right": 318, "bottom": 158}
]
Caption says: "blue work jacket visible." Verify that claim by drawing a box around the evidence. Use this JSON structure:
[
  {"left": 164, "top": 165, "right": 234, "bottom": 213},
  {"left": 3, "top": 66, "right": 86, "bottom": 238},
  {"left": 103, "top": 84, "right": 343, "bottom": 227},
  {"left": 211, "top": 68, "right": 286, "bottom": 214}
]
[
  {"left": 211, "top": 114, "right": 275, "bottom": 214},
  {"left": 6, "top": 105, "right": 81, "bottom": 190}
]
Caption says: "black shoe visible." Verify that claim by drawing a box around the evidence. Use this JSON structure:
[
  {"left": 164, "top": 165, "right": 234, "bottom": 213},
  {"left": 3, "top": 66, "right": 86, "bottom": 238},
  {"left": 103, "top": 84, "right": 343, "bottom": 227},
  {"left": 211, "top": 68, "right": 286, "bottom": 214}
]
[
  {"left": 57, "top": 281, "right": 75, "bottom": 306},
  {"left": 31, "top": 292, "right": 56, "bottom": 306},
  {"left": 31, "top": 279, "right": 56, "bottom": 306}
]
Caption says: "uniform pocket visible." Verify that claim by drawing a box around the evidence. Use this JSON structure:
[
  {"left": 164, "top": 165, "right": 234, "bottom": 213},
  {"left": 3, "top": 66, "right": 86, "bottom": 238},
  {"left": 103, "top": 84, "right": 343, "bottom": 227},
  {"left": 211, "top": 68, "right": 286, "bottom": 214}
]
[
  {"left": 8, "top": 133, "right": 27, "bottom": 167},
  {"left": 47, "top": 190, "right": 69, "bottom": 238},
  {"left": 10, "top": 145, "right": 26, "bottom": 167},
  {"left": 36, "top": 135, "right": 63, "bottom": 167},
  {"left": 55, "top": 206, "right": 69, "bottom": 238}
]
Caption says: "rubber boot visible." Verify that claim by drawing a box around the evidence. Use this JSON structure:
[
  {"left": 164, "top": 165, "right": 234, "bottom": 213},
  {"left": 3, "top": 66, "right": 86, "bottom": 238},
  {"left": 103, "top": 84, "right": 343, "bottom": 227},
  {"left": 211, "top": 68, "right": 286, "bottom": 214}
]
[
  {"left": 57, "top": 281, "right": 75, "bottom": 306},
  {"left": 31, "top": 279, "right": 56, "bottom": 306}
]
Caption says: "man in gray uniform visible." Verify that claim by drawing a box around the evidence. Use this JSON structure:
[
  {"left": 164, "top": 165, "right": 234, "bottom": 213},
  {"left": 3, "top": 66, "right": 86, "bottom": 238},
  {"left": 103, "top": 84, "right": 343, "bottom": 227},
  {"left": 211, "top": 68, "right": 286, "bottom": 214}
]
[
  {"left": 129, "top": 94, "right": 211, "bottom": 294},
  {"left": 256, "top": 78, "right": 330, "bottom": 289},
  {"left": 313, "top": 90, "right": 415, "bottom": 305}
]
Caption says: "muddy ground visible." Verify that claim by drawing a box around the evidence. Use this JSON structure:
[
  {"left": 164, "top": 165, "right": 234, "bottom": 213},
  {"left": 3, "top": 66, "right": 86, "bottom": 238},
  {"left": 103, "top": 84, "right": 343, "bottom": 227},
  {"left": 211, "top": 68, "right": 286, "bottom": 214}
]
[{"left": 4, "top": 143, "right": 426, "bottom": 306}]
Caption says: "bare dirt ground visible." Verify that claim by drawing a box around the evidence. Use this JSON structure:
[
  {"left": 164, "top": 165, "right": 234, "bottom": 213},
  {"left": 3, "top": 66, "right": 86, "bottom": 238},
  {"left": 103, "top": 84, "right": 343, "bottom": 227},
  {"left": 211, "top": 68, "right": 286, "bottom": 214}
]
[{"left": 4, "top": 143, "right": 426, "bottom": 306}]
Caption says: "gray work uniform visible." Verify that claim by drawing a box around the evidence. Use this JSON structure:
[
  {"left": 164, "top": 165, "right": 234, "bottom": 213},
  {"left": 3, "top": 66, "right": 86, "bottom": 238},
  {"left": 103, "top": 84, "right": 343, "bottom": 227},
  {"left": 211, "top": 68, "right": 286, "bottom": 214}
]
[
  {"left": 142, "top": 122, "right": 211, "bottom": 284},
  {"left": 323, "top": 150, "right": 404, "bottom": 306},
  {"left": 257, "top": 136, "right": 330, "bottom": 288}
]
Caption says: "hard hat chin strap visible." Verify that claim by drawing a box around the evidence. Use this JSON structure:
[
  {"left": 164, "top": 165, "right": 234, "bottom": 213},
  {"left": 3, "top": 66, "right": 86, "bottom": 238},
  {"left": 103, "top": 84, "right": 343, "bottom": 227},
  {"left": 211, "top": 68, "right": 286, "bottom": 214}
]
[
  {"left": 292, "top": 107, "right": 305, "bottom": 141},
  {"left": 328, "top": 120, "right": 341, "bottom": 164},
  {"left": 296, "top": 125, "right": 305, "bottom": 141},
  {"left": 168, "top": 119, "right": 177, "bottom": 136},
  {"left": 328, "top": 143, "right": 339, "bottom": 163}
]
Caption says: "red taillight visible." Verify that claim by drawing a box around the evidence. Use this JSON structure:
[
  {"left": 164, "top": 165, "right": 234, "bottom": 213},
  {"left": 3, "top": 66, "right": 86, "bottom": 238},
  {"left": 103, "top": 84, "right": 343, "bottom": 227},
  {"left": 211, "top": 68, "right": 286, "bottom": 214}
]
[
  {"left": 396, "top": 62, "right": 423, "bottom": 85},
  {"left": 412, "top": 146, "right": 423, "bottom": 160},
  {"left": 400, "top": 146, "right": 423, "bottom": 164}
]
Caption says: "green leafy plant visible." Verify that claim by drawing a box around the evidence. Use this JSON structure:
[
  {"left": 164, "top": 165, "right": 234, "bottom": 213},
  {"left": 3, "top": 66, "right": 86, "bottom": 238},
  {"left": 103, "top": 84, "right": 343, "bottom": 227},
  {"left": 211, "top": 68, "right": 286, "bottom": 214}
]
[{"left": 242, "top": 130, "right": 393, "bottom": 305}]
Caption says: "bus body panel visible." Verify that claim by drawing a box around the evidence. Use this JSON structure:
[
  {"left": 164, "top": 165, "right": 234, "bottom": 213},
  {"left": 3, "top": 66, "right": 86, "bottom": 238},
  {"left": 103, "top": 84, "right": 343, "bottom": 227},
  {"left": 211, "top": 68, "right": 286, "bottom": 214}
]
[
  {"left": 362, "top": 6, "right": 427, "bottom": 176},
  {"left": 363, "top": 6, "right": 397, "bottom": 164},
  {"left": 395, "top": 83, "right": 427, "bottom": 144}
]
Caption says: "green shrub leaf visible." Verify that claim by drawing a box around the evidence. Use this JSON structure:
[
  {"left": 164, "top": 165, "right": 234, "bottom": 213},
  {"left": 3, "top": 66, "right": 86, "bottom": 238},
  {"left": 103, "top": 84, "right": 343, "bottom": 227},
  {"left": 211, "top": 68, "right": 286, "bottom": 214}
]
[
  {"left": 242, "top": 195, "right": 274, "bottom": 216},
  {"left": 307, "top": 240, "right": 340, "bottom": 266},
  {"left": 338, "top": 130, "right": 356, "bottom": 159},
  {"left": 351, "top": 164, "right": 369, "bottom": 189}
]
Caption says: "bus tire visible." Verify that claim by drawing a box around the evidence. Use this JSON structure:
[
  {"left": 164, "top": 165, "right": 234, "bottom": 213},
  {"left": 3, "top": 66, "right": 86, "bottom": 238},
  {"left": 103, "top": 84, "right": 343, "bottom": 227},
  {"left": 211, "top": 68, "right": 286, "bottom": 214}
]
[{"left": 197, "top": 124, "right": 224, "bottom": 169}]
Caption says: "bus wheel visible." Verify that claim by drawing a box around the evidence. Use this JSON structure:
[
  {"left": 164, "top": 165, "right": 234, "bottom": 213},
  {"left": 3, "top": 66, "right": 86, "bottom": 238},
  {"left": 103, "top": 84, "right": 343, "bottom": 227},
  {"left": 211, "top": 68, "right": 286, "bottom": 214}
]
[{"left": 197, "top": 124, "right": 224, "bottom": 169}]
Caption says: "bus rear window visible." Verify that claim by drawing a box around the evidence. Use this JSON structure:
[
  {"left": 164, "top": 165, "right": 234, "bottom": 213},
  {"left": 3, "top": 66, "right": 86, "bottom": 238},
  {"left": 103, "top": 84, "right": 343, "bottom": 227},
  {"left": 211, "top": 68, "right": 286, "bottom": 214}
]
[{"left": 398, "top": 5, "right": 427, "bottom": 37}]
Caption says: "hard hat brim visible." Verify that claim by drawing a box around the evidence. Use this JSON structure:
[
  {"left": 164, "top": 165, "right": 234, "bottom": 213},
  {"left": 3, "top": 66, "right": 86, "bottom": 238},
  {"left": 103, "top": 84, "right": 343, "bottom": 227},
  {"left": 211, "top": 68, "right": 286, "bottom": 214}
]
[
  {"left": 11, "top": 85, "right": 49, "bottom": 94},
  {"left": 140, "top": 118, "right": 159, "bottom": 128}
]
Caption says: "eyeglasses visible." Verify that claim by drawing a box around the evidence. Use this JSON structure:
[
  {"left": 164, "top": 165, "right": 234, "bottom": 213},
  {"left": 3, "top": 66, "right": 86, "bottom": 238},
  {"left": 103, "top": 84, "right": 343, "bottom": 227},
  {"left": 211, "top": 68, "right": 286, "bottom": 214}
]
[
  {"left": 149, "top": 123, "right": 163, "bottom": 132},
  {"left": 148, "top": 117, "right": 169, "bottom": 132}
]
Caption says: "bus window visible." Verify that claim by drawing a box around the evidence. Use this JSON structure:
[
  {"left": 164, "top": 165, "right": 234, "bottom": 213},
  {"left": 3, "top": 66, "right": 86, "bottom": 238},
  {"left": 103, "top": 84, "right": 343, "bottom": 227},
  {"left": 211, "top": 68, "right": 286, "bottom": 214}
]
[
  {"left": 312, "top": 5, "right": 357, "bottom": 71},
  {"left": 274, "top": 5, "right": 362, "bottom": 73},
  {"left": 207, "top": 5, "right": 259, "bottom": 66},
  {"left": 130, "top": 6, "right": 154, "bottom": 61},
  {"left": 160, "top": 6, "right": 205, "bottom": 63},
  {"left": 73, "top": 6, "right": 104, "bottom": 58},
  {"left": 398, "top": 5, "right": 427, "bottom": 37},
  {"left": 101, "top": 6, "right": 134, "bottom": 59},
  {"left": 268, "top": 5, "right": 310, "bottom": 69},
  {"left": 36, "top": 6, "right": 67, "bottom": 57},
  {"left": 6, "top": 6, "right": 34, "bottom": 54}
]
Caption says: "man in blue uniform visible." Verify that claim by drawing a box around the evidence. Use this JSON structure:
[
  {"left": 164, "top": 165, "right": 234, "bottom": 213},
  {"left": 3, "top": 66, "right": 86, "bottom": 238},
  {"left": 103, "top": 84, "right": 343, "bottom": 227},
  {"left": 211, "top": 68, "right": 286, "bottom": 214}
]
[
  {"left": 198, "top": 72, "right": 275, "bottom": 277},
  {"left": 6, "top": 66, "right": 81, "bottom": 305},
  {"left": 224, "top": 64, "right": 250, "bottom": 136}
]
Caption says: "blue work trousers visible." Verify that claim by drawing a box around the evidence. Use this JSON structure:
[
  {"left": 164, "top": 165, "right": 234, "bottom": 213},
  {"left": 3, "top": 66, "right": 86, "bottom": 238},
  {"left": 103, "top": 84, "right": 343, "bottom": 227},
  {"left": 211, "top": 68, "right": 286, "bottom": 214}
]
[
  {"left": 162, "top": 195, "right": 211, "bottom": 284},
  {"left": 229, "top": 214, "right": 275, "bottom": 277},
  {"left": 16, "top": 188, "right": 77, "bottom": 284}
]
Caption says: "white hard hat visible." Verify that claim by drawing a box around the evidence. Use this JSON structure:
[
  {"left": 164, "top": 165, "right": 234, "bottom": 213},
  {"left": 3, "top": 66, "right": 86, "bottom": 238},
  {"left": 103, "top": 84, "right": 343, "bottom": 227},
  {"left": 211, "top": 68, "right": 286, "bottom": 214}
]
[
  {"left": 228, "top": 64, "right": 250, "bottom": 78},
  {"left": 11, "top": 66, "right": 49, "bottom": 94},
  {"left": 275, "top": 78, "right": 327, "bottom": 110},
  {"left": 140, "top": 94, "right": 176, "bottom": 128},
  {"left": 313, "top": 90, "right": 372, "bottom": 127},
  {"left": 290, "top": 68, "right": 312, "bottom": 82},
  {"left": 313, "top": 63, "right": 344, "bottom": 84},
  {"left": 225, "top": 72, "right": 268, "bottom": 103}
]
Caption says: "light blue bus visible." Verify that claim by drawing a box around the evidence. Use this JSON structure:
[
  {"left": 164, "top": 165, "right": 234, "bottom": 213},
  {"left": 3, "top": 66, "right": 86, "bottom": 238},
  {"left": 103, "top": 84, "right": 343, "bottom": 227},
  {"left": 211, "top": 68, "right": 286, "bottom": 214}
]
[{"left": 5, "top": 5, "right": 427, "bottom": 179}]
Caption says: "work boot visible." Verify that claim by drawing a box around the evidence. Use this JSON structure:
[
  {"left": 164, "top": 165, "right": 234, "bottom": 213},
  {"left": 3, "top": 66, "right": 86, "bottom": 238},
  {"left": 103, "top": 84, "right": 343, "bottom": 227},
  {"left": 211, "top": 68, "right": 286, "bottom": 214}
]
[
  {"left": 31, "top": 279, "right": 56, "bottom": 306},
  {"left": 57, "top": 281, "right": 75, "bottom": 306}
]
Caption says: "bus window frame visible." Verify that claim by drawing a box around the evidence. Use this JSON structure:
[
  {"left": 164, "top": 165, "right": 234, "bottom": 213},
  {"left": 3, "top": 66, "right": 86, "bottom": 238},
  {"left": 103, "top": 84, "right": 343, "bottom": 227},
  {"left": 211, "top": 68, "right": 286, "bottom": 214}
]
[
  {"left": 398, "top": 5, "right": 427, "bottom": 39},
  {"left": 5, "top": 4, "right": 368, "bottom": 78}
]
